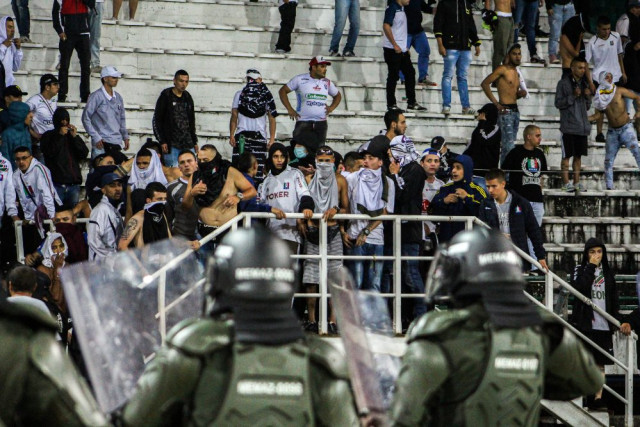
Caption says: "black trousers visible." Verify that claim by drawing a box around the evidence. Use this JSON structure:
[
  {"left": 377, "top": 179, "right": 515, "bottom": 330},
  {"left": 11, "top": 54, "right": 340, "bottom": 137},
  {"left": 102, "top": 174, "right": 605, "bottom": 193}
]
[
  {"left": 275, "top": 2, "right": 297, "bottom": 51},
  {"left": 58, "top": 34, "right": 91, "bottom": 102},
  {"left": 383, "top": 48, "right": 416, "bottom": 107}
]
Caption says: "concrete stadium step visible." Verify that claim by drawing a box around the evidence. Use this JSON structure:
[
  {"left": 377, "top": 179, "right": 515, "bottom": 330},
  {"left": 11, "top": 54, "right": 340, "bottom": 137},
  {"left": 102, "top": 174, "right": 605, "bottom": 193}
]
[
  {"left": 543, "top": 190, "right": 640, "bottom": 218},
  {"left": 544, "top": 242, "right": 640, "bottom": 275},
  {"left": 545, "top": 168, "right": 640, "bottom": 192},
  {"left": 542, "top": 216, "right": 640, "bottom": 246}
]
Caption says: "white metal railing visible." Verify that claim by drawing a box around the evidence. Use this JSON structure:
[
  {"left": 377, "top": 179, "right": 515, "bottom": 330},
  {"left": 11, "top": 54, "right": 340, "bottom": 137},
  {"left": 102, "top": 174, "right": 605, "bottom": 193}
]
[
  {"left": 14, "top": 212, "right": 637, "bottom": 425},
  {"left": 13, "top": 218, "right": 90, "bottom": 263}
]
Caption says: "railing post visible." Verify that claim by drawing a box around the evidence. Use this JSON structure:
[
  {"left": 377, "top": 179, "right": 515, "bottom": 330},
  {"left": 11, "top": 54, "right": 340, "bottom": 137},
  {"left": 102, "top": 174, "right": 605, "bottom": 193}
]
[
  {"left": 544, "top": 270, "right": 554, "bottom": 311},
  {"left": 14, "top": 221, "right": 25, "bottom": 263},
  {"left": 626, "top": 334, "right": 634, "bottom": 427},
  {"left": 158, "top": 270, "right": 167, "bottom": 343},
  {"left": 319, "top": 219, "right": 328, "bottom": 335},
  {"left": 465, "top": 217, "right": 474, "bottom": 231},
  {"left": 393, "top": 218, "right": 402, "bottom": 335}
]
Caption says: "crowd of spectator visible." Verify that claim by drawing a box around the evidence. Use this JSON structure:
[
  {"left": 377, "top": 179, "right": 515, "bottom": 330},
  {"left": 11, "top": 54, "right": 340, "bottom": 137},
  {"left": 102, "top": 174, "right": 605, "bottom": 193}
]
[{"left": 0, "top": 0, "right": 638, "bottom": 354}]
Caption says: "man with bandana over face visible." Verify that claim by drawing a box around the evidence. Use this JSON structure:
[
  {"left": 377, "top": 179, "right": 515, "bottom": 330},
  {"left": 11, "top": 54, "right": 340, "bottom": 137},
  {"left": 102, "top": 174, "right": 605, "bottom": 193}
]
[
  {"left": 182, "top": 145, "right": 256, "bottom": 244},
  {"left": 118, "top": 181, "right": 171, "bottom": 249},
  {"left": 589, "top": 70, "right": 640, "bottom": 190},
  {"left": 463, "top": 103, "right": 501, "bottom": 178}
]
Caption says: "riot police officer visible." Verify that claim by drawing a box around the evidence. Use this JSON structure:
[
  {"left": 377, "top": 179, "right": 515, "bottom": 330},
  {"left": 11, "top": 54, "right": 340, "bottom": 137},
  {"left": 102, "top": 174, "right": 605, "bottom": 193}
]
[
  {"left": 120, "top": 226, "right": 359, "bottom": 426},
  {"left": 0, "top": 298, "right": 108, "bottom": 426},
  {"left": 390, "top": 227, "right": 604, "bottom": 426}
]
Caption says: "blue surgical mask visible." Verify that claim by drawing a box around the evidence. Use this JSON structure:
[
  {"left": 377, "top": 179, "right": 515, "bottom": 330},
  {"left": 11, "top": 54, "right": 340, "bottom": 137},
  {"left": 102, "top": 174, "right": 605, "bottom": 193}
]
[{"left": 294, "top": 147, "right": 307, "bottom": 159}]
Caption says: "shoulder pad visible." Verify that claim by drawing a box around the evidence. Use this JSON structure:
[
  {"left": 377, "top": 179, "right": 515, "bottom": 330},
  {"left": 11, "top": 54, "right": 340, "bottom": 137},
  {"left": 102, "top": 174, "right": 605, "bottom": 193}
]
[
  {"left": 408, "top": 310, "right": 472, "bottom": 342},
  {"left": 30, "top": 333, "right": 109, "bottom": 426},
  {"left": 166, "top": 317, "right": 233, "bottom": 357},
  {"left": 0, "top": 301, "right": 58, "bottom": 332},
  {"left": 307, "top": 336, "right": 349, "bottom": 380}
]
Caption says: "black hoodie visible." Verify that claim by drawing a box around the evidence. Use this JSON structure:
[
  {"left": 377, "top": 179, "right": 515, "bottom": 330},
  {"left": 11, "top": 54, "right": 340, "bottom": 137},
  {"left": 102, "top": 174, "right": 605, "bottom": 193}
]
[
  {"left": 463, "top": 103, "right": 501, "bottom": 177},
  {"left": 570, "top": 238, "right": 621, "bottom": 332},
  {"left": 41, "top": 107, "right": 89, "bottom": 185}
]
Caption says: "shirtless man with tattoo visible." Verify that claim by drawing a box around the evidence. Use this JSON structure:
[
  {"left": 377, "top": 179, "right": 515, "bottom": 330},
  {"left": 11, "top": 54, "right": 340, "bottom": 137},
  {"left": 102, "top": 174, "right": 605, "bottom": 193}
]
[{"left": 118, "top": 182, "right": 171, "bottom": 250}]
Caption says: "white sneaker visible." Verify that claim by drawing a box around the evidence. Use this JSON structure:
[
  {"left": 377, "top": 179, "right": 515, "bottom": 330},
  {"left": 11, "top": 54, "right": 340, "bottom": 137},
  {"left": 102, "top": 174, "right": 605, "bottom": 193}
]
[
  {"left": 562, "top": 182, "right": 575, "bottom": 192},
  {"left": 441, "top": 106, "right": 451, "bottom": 115}
]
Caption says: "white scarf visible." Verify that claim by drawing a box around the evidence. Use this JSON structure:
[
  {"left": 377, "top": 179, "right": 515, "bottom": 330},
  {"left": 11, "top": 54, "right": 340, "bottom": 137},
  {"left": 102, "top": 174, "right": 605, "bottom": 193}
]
[
  {"left": 309, "top": 163, "right": 339, "bottom": 213},
  {"left": 129, "top": 151, "right": 168, "bottom": 190},
  {"left": 355, "top": 167, "right": 386, "bottom": 216},
  {"left": 389, "top": 135, "right": 420, "bottom": 169},
  {"left": 594, "top": 71, "right": 616, "bottom": 111},
  {"left": 41, "top": 232, "right": 68, "bottom": 268}
]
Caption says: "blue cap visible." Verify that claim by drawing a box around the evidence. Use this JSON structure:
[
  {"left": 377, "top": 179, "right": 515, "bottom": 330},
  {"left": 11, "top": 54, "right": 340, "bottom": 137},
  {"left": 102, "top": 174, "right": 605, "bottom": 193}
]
[
  {"left": 100, "top": 172, "right": 123, "bottom": 187},
  {"left": 421, "top": 148, "right": 441, "bottom": 160}
]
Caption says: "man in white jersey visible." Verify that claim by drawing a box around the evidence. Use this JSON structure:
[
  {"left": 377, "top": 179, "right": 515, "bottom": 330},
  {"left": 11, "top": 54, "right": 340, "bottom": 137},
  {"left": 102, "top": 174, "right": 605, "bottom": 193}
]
[
  {"left": 26, "top": 74, "right": 59, "bottom": 161},
  {"left": 586, "top": 16, "right": 626, "bottom": 143},
  {"left": 279, "top": 56, "right": 342, "bottom": 155},
  {"left": 259, "top": 142, "right": 314, "bottom": 254}
]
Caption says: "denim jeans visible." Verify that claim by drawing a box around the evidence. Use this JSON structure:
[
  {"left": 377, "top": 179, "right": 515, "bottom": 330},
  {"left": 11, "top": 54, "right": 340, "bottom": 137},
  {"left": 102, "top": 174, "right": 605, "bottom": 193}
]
[
  {"left": 88, "top": 2, "right": 103, "bottom": 67},
  {"left": 527, "top": 201, "right": 544, "bottom": 268},
  {"left": 548, "top": 2, "right": 574, "bottom": 56},
  {"left": 11, "top": 0, "right": 30, "bottom": 38},
  {"left": 441, "top": 49, "right": 472, "bottom": 109},
  {"left": 498, "top": 110, "right": 520, "bottom": 164},
  {"left": 605, "top": 122, "right": 640, "bottom": 189},
  {"left": 402, "top": 243, "right": 426, "bottom": 317},
  {"left": 347, "top": 243, "right": 384, "bottom": 292},
  {"left": 329, "top": 0, "right": 360, "bottom": 54},
  {"left": 399, "top": 31, "right": 431, "bottom": 82},
  {"left": 54, "top": 184, "right": 80, "bottom": 207},
  {"left": 514, "top": 0, "right": 539, "bottom": 57},
  {"left": 163, "top": 147, "right": 196, "bottom": 167}
]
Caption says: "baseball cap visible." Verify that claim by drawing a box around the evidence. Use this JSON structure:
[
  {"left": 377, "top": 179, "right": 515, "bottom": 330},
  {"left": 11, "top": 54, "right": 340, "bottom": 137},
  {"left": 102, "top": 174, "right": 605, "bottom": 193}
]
[
  {"left": 430, "top": 136, "right": 446, "bottom": 151},
  {"left": 630, "top": 0, "right": 640, "bottom": 7},
  {"left": 100, "top": 173, "right": 123, "bottom": 187},
  {"left": 420, "top": 148, "right": 441, "bottom": 160},
  {"left": 309, "top": 56, "right": 332, "bottom": 67},
  {"left": 101, "top": 66, "right": 123, "bottom": 79},
  {"left": 40, "top": 74, "right": 59, "bottom": 87},
  {"left": 359, "top": 135, "right": 390, "bottom": 159},
  {"left": 3, "top": 85, "right": 27, "bottom": 97},
  {"left": 246, "top": 68, "right": 262, "bottom": 80}
]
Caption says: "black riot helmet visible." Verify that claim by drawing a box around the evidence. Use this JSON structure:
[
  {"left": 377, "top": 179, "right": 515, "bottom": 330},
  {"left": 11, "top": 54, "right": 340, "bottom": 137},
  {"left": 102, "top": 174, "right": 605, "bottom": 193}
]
[
  {"left": 205, "top": 226, "right": 303, "bottom": 344},
  {"left": 425, "top": 227, "right": 541, "bottom": 328}
]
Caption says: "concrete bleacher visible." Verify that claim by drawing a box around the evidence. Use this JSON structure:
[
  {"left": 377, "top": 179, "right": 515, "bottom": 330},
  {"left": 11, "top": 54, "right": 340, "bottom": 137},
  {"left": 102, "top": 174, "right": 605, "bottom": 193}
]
[{"left": 2, "top": 0, "right": 640, "bottom": 274}]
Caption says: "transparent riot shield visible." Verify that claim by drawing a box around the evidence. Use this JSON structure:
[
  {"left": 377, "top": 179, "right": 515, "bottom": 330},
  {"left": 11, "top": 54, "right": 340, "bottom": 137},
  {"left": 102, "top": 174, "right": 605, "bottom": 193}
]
[
  {"left": 329, "top": 268, "right": 402, "bottom": 424},
  {"left": 60, "top": 238, "right": 205, "bottom": 413}
]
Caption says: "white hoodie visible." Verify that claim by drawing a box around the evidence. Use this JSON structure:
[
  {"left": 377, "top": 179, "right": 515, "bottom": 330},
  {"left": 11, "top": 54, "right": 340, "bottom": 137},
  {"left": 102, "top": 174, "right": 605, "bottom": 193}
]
[
  {"left": 12, "top": 158, "right": 61, "bottom": 220},
  {"left": 0, "top": 16, "right": 23, "bottom": 86},
  {"left": 0, "top": 153, "right": 17, "bottom": 217}
]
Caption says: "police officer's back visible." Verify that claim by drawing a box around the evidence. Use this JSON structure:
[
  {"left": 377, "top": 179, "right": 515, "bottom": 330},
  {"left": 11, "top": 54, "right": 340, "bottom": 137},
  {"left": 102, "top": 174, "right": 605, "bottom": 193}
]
[
  {"left": 0, "top": 299, "right": 107, "bottom": 426},
  {"left": 120, "top": 227, "right": 359, "bottom": 426},
  {"left": 390, "top": 228, "right": 604, "bottom": 426}
]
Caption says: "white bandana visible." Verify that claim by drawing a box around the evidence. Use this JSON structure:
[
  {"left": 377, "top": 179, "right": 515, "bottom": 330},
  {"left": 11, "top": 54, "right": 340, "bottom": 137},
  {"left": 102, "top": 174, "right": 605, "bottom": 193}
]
[
  {"left": 129, "top": 150, "right": 168, "bottom": 190},
  {"left": 594, "top": 71, "right": 616, "bottom": 111}
]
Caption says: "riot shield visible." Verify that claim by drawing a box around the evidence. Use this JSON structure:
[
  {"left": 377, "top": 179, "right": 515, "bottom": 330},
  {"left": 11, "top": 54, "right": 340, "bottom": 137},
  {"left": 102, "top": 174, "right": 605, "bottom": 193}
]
[
  {"left": 60, "top": 238, "right": 205, "bottom": 413},
  {"left": 329, "top": 268, "right": 402, "bottom": 425}
]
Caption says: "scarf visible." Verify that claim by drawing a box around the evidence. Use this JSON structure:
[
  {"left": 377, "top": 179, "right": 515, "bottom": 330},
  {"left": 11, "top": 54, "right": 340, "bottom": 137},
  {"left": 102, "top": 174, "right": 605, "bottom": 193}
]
[
  {"left": 389, "top": 135, "right": 419, "bottom": 169},
  {"left": 517, "top": 67, "right": 530, "bottom": 99},
  {"left": 238, "top": 80, "right": 278, "bottom": 119},
  {"left": 192, "top": 151, "right": 231, "bottom": 207},
  {"left": 355, "top": 168, "right": 388, "bottom": 217},
  {"left": 477, "top": 103, "right": 500, "bottom": 139},
  {"left": 309, "top": 163, "right": 339, "bottom": 213},
  {"left": 142, "top": 201, "right": 170, "bottom": 244},
  {"left": 41, "top": 232, "right": 69, "bottom": 268},
  {"left": 594, "top": 71, "right": 616, "bottom": 111},
  {"left": 129, "top": 151, "right": 167, "bottom": 190}
]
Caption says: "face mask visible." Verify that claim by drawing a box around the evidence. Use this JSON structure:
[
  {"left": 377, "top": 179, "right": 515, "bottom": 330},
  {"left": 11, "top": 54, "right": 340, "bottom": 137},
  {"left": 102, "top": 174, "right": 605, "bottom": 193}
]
[
  {"left": 316, "top": 162, "right": 334, "bottom": 179},
  {"left": 294, "top": 147, "right": 307, "bottom": 159},
  {"left": 145, "top": 201, "right": 166, "bottom": 217},
  {"left": 198, "top": 160, "right": 215, "bottom": 175}
]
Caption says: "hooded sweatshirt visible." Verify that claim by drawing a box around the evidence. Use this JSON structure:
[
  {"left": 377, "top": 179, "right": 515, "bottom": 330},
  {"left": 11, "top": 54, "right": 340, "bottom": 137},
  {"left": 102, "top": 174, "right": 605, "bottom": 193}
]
[
  {"left": 431, "top": 154, "right": 486, "bottom": 242},
  {"left": 570, "top": 237, "right": 622, "bottom": 333},
  {"left": 41, "top": 107, "right": 90, "bottom": 185},
  {"left": 12, "top": 158, "right": 62, "bottom": 220},
  {"left": 0, "top": 153, "right": 18, "bottom": 217},
  {"left": 464, "top": 104, "right": 501, "bottom": 176},
  {"left": 0, "top": 101, "right": 31, "bottom": 169},
  {"left": 0, "top": 16, "right": 23, "bottom": 86}
]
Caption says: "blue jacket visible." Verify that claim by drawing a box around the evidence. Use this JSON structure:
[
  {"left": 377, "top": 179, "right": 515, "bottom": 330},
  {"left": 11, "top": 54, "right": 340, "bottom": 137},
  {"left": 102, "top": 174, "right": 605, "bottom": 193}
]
[
  {"left": 478, "top": 190, "right": 546, "bottom": 270},
  {"left": 431, "top": 154, "right": 486, "bottom": 242},
  {"left": 0, "top": 102, "right": 31, "bottom": 169}
]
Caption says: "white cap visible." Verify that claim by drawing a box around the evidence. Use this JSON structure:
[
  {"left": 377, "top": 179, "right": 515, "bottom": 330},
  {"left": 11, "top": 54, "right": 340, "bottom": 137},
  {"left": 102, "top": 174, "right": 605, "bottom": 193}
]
[
  {"left": 246, "top": 68, "right": 262, "bottom": 80},
  {"left": 101, "top": 66, "right": 123, "bottom": 78}
]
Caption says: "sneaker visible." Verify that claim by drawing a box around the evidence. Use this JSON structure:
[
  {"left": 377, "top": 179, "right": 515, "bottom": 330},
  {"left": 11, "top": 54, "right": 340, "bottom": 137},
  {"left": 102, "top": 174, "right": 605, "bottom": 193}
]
[
  {"left": 462, "top": 107, "right": 476, "bottom": 115},
  {"left": 536, "top": 28, "right": 550, "bottom": 38},
  {"left": 418, "top": 77, "right": 437, "bottom": 87},
  {"left": 328, "top": 322, "right": 339, "bottom": 335},
  {"left": 342, "top": 51, "right": 355, "bottom": 57},
  {"left": 304, "top": 321, "right": 319, "bottom": 334},
  {"left": 275, "top": 48, "right": 287, "bottom": 54},
  {"left": 19, "top": 36, "right": 33, "bottom": 43},
  {"left": 575, "top": 182, "right": 586, "bottom": 192},
  {"left": 530, "top": 54, "right": 544, "bottom": 64},
  {"left": 328, "top": 49, "right": 340, "bottom": 56},
  {"left": 589, "top": 398, "right": 607, "bottom": 411},
  {"left": 387, "top": 104, "right": 399, "bottom": 111},
  {"left": 595, "top": 133, "right": 606, "bottom": 142},
  {"left": 407, "top": 102, "right": 427, "bottom": 111},
  {"left": 549, "top": 54, "right": 560, "bottom": 64},
  {"left": 90, "top": 65, "right": 102, "bottom": 73},
  {"left": 562, "top": 182, "right": 575, "bottom": 192},
  {"left": 441, "top": 106, "right": 451, "bottom": 115}
]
